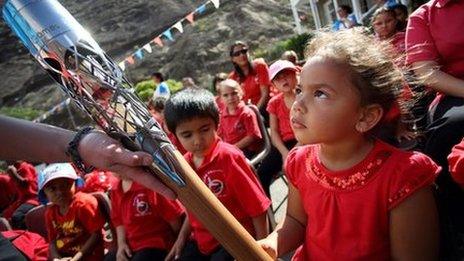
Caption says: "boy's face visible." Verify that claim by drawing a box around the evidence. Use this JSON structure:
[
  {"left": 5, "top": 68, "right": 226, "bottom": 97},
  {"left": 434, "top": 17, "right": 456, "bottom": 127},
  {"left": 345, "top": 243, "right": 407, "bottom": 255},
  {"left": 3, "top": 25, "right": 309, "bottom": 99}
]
[
  {"left": 43, "top": 178, "right": 76, "bottom": 206},
  {"left": 175, "top": 117, "right": 217, "bottom": 158},
  {"left": 273, "top": 69, "right": 297, "bottom": 93}
]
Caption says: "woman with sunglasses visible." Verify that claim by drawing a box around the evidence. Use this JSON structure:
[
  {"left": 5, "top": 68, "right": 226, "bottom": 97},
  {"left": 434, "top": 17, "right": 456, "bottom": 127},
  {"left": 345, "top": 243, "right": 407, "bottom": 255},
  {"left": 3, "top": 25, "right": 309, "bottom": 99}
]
[{"left": 228, "top": 41, "right": 271, "bottom": 116}]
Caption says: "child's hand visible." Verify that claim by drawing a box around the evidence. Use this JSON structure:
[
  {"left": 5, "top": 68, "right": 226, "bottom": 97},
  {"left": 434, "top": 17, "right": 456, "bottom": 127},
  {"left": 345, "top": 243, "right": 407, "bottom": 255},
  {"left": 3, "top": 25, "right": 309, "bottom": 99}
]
[
  {"left": 117, "top": 243, "right": 132, "bottom": 261},
  {"left": 165, "top": 237, "right": 187, "bottom": 261},
  {"left": 258, "top": 237, "right": 278, "bottom": 260}
]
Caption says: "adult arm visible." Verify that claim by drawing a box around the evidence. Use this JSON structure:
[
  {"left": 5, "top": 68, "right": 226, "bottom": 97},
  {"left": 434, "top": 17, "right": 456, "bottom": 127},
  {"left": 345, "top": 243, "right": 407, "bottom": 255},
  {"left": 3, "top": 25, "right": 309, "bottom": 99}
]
[
  {"left": 0, "top": 116, "right": 174, "bottom": 198},
  {"left": 412, "top": 61, "right": 464, "bottom": 98},
  {"left": 390, "top": 186, "right": 439, "bottom": 260},
  {"left": 257, "top": 84, "right": 270, "bottom": 110}
]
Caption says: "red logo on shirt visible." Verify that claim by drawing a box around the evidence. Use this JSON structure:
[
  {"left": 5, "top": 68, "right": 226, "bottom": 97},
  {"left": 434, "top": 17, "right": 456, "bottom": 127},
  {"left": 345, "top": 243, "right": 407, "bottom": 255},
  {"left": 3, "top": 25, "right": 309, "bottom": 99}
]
[
  {"left": 203, "top": 170, "right": 225, "bottom": 196},
  {"left": 133, "top": 193, "right": 151, "bottom": 216}
]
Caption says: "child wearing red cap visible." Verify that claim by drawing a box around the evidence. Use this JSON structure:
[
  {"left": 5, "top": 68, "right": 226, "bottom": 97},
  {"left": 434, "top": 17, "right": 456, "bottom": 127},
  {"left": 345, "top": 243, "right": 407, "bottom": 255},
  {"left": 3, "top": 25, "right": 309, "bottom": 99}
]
[
  {"left": 3, "top": 161, "right": 39, "bottom": 229},
  {"left": 217, "top": 79, "right": 262, "bottom": 159},
  {"left": 256, "top": 60, "right": 299, "bottom": 195},
  {"left": 40, "top": 163, "right": 105, "bottom": 261},
  {"left": 106, "top": 176, "right": 184, "bottom": 261}
]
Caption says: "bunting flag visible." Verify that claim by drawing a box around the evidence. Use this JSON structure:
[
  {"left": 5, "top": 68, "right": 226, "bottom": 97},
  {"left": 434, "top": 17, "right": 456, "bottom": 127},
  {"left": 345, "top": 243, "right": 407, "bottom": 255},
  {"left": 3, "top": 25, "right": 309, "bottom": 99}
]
[
  {"left": 186, "top": 12, "right": 195, "bottom": 24},
  {"left": 162, "top": 29, "right": 174, "bottom": 41},
  {"left": 135, "top": 49, "right": 143, "bottom": 59},
  {"left": 153, "top": 36, "right": 164, "bottom": 47},
  {"left": 142, "top": 43, "right": 152, "bottom": 53},
  {"left": 196, "top": 4, "right": 206, "bottom": 14},
  {"left": 119, "top": 0, "right": 222, "bottom": 69},
  {"left": 126, "top": 56, "right": 135, "bottom": 64},
  {"left": 33, "top": 98, "right": 71, "bottom": 123},
  {"left": 118, "top": 61, "right": 126, "bottom": 71},
  {"left": 173, "top": 21, "right": 184, "bottom": 33},
  {"left": 210, "top": 0, "right": 220, "bottom": 9}
]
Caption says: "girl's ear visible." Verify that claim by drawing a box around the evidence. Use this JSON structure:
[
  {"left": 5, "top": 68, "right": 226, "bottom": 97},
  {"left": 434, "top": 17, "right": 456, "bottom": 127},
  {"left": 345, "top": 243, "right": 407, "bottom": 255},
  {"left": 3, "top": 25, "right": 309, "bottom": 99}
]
[{"left": 355, "top": 104, "right": 384, "bottom": 133}]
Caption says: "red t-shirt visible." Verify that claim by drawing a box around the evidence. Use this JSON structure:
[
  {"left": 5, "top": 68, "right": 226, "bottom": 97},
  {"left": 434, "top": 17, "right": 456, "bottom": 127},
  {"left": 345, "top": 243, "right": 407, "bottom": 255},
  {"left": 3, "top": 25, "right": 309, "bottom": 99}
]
[
  {"left": 229, "top": 58, "right": 271, "bottom": 105},
  {"left": 80, "top": 170, "right": 118, "bottom": 193},
  {"left": 285, "top": 140, "right": 440, "bottom": 261},
  {"left": 45, "top": 192, "right": 105, "bottom": 261},
  {"left": 184, "top": 139, "right": 271, "bottom": 254},
  {"left": 448, "top": 138, "right": 464, "bottom": 187},
  {"left": 218, "top": 102, "right": 262, "bottom": 152},
  {"left": 110, "top": 181, "right": 184, "bottom": 251},
  {"left": 0, "top": 174, "right": 16, "bottom": 211},
  {"left": 406, "top": 0, "right": 464, "bottom": 79},
  {"left": 266, "top": 93, "right": 295, "bottom": 142}
]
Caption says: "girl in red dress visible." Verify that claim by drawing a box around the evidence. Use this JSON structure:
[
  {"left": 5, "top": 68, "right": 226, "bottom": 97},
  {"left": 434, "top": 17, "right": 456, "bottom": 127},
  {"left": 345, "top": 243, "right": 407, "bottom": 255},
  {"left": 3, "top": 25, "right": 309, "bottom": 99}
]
[{"left": 259, "top": 29, "right": 440, "bottom": 261}]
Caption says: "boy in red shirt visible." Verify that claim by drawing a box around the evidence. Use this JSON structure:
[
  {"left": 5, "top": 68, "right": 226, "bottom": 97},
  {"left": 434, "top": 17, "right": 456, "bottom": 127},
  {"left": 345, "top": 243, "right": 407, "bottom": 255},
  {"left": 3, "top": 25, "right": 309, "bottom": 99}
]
[
  {"left": 3, "top": 161, "right": 39, "bottom": 229},
  {"left": 39, "top": 163, "right": 105, "bottom": 261},
  {"left": 217, "top": 79, "right": 262, "bottom": 159},
  {"left": 106, "top": 176, "right": 184, "bottom": 260},
  {"left": 163, "top": 88, "right": 271, "bottom": 260}
]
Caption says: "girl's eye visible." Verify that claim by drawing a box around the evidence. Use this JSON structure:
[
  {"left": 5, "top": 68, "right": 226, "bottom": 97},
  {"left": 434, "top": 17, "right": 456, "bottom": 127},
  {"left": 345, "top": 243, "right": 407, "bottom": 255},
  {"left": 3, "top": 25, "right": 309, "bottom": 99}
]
[
  {"left": 314, "top": 90, "right": 328, "bottom": 98},
  {"left": 295, "top": 87, "right": 302, "bottom": 95}
]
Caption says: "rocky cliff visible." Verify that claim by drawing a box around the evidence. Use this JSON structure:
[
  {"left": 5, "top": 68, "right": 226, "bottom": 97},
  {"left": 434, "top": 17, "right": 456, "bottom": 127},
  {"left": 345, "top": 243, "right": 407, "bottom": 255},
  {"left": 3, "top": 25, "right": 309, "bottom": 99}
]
[{"left": 0, "top": 0, "right": 302, "bottom": 128}]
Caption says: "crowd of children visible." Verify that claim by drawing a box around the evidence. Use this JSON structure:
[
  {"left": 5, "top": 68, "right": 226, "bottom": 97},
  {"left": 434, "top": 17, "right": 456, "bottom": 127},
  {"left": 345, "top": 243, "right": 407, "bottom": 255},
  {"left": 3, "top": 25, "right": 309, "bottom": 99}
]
[{"left": 1, "top": 0, "right": 464, "bottom": 260}]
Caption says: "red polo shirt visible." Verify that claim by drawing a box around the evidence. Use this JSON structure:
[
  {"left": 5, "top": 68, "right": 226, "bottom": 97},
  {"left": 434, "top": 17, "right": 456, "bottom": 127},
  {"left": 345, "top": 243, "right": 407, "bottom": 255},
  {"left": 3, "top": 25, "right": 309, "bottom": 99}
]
[
  {"left": 406, "top": 0, "right": 464, "bottom": 79},
  {"left": 110, "top": 181, "right": 184, "bottom": 251},
  {"left": 266, "top": 93, "right": 295, "bottom": 142},
  {"left": 449, "top": 139, "right": 464, "bottom": 187},
  {"left": 184, "top": 139, "right": 271, "bottom": 254},
  {"left": 45, "top": 192, "right": 105, "bottom": 261},
  {"left": 218, "top": 102, "right": 262, "bottom": 152},
  {"left": 229, "top": 58, "right": 271, "bottom": 105}
]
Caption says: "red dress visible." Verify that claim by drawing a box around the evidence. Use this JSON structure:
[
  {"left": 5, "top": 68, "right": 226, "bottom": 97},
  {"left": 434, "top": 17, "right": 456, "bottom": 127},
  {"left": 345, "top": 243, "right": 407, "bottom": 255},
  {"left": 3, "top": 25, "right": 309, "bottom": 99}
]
[{"left": 285, "top": 140, "right": 440, "bottom": 260}]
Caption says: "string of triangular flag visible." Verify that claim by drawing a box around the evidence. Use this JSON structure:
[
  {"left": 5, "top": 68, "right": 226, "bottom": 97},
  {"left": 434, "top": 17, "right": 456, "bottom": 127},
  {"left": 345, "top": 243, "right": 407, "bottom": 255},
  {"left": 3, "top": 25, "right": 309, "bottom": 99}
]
[
  {"left": 33, "top": 98, "right": 71, "bottom": 123},
  {"left": 118, "top": 0, "right": 221, "bottom": 71}
]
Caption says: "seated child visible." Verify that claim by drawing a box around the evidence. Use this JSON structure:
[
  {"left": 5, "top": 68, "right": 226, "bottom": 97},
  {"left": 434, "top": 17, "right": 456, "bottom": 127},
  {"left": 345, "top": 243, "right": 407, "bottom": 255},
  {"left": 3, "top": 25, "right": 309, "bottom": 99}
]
[
  {"left": 105, "top": 176, "right": 184, "bottom": 261},
  {"left": 3, "top": 161, "right": 39, "bottom": 229},
  {"left": 163, "top": 88, "right": 271, "bottom": 260},
  {"left": 217, "top": 79, "right": 262, "bottom": 159},
  {"left": 256, "top": 60, "right": 299, "bottom": 196},
  {"left": 39, "top": 163, "right": 105, "bottom": 261},
  {"left": 259, "top": 29, "right": 440, "bottom": 260}
]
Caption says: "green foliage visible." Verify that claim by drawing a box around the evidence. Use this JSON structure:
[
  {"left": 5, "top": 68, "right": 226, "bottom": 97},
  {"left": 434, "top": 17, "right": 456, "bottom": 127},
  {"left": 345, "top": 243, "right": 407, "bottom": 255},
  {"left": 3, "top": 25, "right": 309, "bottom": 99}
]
[
  {"left": 0, "top": 106, "right": 44, "bottom": 121},
  {"left": 134, "top": 78, "right": 184, "bottom": 101},
  {"left": 254, "top": 33, "right": 313, "bottom": 62},
  {"left": 165, "top": 79, "right": 183, "bottom": 94}
]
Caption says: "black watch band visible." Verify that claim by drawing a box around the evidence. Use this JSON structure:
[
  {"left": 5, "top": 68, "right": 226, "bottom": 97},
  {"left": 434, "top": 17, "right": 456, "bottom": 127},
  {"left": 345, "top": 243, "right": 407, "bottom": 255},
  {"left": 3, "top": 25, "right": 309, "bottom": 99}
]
[{"left": 66, "top": 126, "right": 95, "bottom": 173}]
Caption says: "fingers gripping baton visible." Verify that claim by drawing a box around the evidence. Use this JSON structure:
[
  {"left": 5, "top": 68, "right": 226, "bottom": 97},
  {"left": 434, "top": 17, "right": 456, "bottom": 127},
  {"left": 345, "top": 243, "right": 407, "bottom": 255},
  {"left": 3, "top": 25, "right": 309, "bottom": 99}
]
[{"left": 2, "top": 0, "right": 272, "bottom": 260}]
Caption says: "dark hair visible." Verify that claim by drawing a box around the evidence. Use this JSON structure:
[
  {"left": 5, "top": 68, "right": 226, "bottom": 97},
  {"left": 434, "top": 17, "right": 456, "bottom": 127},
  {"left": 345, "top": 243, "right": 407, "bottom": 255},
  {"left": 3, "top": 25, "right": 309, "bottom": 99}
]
[
  {"left": 391, "top": 4, "right": 408, "bottom": 17},
  {"left": 212, "top": 72, "right": 229, "bottom": 94},
  {"left": 151, "top": 72, "right": 164, "bottom": 82},
  {"left": 282, "top": 50, "right": 298, "bottom": 65},
  {"left": 339, "top": 5, "right": 353, "bottom": 14},
  {"left": 164, "top": 88, "right": 219, "bottom": 133},
  {"left": 151, "top": 96, "right": 167, "bottom": 112},
  {"left": 229, "top": 41, "right": 254, "bottom": 82}
]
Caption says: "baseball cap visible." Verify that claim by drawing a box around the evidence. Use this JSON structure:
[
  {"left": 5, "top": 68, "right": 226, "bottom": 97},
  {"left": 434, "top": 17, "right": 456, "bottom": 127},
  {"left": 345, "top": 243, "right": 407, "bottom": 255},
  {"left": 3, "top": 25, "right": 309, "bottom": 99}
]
[
  {"left": 38, "top": 163, "right": 78, "bottom": 192},
  {"left": 269, "top": 60, "right": 297, "bottom": 80}
]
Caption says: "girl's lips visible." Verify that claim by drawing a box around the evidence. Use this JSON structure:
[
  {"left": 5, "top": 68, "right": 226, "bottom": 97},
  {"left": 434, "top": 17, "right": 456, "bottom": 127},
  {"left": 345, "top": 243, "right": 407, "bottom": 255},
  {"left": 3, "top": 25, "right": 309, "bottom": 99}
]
[{"left": 291, "top": 117, "right": 306, "bottom": 129}]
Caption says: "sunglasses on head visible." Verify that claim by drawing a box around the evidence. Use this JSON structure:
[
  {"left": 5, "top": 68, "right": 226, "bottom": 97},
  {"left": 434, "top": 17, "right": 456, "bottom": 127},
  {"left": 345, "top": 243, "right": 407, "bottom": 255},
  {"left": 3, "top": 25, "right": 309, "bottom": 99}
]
[{"left": 231, "top": 49, "right": 248, "bottom": 57}]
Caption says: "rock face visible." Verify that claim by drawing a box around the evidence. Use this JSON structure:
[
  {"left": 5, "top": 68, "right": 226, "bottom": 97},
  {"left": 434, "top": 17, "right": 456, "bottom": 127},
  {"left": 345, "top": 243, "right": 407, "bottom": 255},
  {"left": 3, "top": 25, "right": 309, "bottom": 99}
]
[{"left": 0, "top": 0, "right": 297, "bottom": 127}]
